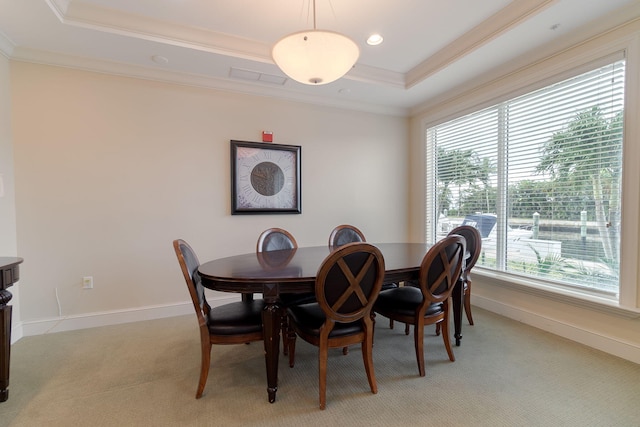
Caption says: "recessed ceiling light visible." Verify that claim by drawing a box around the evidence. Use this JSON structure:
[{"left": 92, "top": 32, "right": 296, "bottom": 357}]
[
  {"left": 151, "top": 55, "right": 169, "bottom": 65},
  {"left": 367, "top": 34, "right": 383, "bottom": 46}
]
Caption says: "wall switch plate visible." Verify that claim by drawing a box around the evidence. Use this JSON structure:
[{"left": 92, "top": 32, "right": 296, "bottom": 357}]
[{"left": 82, "top": 276, "right": 93, "bottom": 289}]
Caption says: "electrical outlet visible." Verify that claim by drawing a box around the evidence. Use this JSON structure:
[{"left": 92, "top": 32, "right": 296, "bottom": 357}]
[{"left": 82, "top": 276, "right": 93, "bottom": 289}]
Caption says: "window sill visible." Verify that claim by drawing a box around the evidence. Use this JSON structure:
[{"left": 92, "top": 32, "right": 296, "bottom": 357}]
[{"left": 474, "top": 268, "right": 640, "bottom": 319}]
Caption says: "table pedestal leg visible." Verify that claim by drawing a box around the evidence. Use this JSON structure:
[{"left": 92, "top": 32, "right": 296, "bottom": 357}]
[
  {"left": 452, "top": 278, "right": 463, "bottom": 346},
  {"left": 262, "top": 298, "right": 280, "bottom": 403},
  {"left": 0, "top": 290, "right": 12, "bottom": 402}
]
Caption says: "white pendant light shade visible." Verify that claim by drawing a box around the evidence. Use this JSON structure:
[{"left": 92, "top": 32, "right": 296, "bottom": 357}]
[{"left": 272, "top": 30, "right": 360, "bottom": 85}]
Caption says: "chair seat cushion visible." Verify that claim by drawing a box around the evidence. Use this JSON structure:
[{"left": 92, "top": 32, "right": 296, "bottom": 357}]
[
  {"left": 287, "top": 303, "right": 363, "bottom": 337},
  {"left": 374, "top": 286, "right": 442, "bottom": 318},
  {"left": 381, "top": 282, "right": 399, "bottom": 291},
  {"left": 207, "top": 299, "right": 265, "bottom": 335}
]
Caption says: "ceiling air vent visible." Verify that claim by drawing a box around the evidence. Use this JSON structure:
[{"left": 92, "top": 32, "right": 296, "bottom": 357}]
[{"left": 229, "top": 68, "right": 287, "bottom": 86}]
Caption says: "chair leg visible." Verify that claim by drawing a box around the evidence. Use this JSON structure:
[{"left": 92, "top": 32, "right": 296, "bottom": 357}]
[
  {"left": 405, "top": 323, "right": 410, "bottom": 335},
  {"left": 389, "top": 319, "right": 394, "bottom": 329},
  {"left": 371, "top": 312, "right": 376, "bottom": 346},
  {"left": 319, "top": 343, "right": 329, "bottom": 410},
  {"left": 342, "top": 346, "right": 349, "bottom": 355},
  {"left": 288, "top": 328, "right": 297, "bottom": 368},
  {"left": 464, "top": 280, "right": 474, "bottom": 325},
  {"left": 196, "top": 340, "right": 212, "bottom": 399},
  {"left": 281, "top": 312, "right": 289, "bottom": 355},
  {"left": 361, "top": 326, "right": 378, "bottom": 395},
  {"left": 413, "top": 322, "right": 425, "bottom": 377},
  {"left": 435, "top": 323, "right": 441, "bottom": 336},
  {"left": 441, "top": 309, "right": 455, "bottom": 362}
]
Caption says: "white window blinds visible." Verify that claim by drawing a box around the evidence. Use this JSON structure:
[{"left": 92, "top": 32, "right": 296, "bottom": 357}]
[{"left": 427, "top": 59, "right": 625, "bottom": 295}]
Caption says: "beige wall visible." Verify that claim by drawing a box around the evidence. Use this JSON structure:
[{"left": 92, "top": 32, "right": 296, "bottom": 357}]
[
  {"left": 10, "top": 62, "right": 408, "bottom": 328},
  {"left": 0, "top": 54, "right": 17, "bottom": 255},
  {"left": 0, "top": 53, "right": 21, "bottom": 339}
]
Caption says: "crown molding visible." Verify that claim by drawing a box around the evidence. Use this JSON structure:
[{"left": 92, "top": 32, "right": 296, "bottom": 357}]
[
  {"left": 45, "top": 0, "right": 71, "bottom": 19},
  {"left": 406, "top": 0, "right": 556, "bottom": 89},
  {"left": 409, "top": 3, "right": 640, "bottom": 118},
  {"left": 48, "top": 0, "right": 273, "bottom": 63},
  {"left": 346, "top": 63, "right": 405, "bottom": 88},
  {"left": 0, "top": 30, "right": 15, "bottom": 58},
  {"left": 45, "top": 0, "right": 411, "bottom": 89},
  {"left": 10, "top": 46, "right": 409, "bottom": 117},
  {"left": 42, "top": 0, "right": 565, "bottom": 93}
]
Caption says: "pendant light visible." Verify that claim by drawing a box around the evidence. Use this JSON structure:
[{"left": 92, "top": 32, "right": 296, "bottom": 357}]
[{"left": 272, "top": 0, "right": 359, "bottom": 85}]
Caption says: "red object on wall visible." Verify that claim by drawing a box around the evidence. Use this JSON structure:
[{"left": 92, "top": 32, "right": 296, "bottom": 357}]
[{"left": 262, "top": 131, "right": 273, "bottom": 142}]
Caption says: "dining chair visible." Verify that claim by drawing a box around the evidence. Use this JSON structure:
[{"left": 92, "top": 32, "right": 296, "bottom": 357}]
[
  {"left": 373, "top": 234, "right": 465, "bottom": 377},
  {"left": 173, "top": 239, "right": 264, "bottom": 399},
  {"left": 256, "top": 228, "right": 315, "bottom": 355},
  {"left": 243, "top": 227, "right": 301, "bottom": 302},
  {"left": 328, "top": 224, "right": 367, "bottom": 249},
  {"left": 329, "top": 224, "right": 398, "bottom": 336},
  {"left": 433, "top": 225, "right": 482, "bottom": 336},
  {"left": 286, "top": 242, "right": 385, "bottom": 409},
  {"left": 257, "top": 227, "right": 298, "bottom": 253},
  {"left": 448, "top": 225, "right": 482, "bottom": 326}
]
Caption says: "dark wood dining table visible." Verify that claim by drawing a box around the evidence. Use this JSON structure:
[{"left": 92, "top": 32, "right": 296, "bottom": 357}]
[{"left": 197, "top": 242, "right": 465, "bottom": 403}]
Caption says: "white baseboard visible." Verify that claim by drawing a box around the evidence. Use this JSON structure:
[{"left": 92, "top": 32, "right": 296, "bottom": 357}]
[
  {"left": 473, "top": 294, "right": 640, "bottom": 364},
  {"left": 17, "top": 294, "right": 240, "bottom": 339},
  {"left": 11, "top": 323, "right": 23, "bottom": 345}
]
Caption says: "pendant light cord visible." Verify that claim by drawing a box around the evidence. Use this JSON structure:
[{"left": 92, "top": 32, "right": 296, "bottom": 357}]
[
  {"left": 312, "top": 0, "right": 316, "bottom": 30},
  {"left": 309, "top": 0, "right": 337, "bottom": 30}
]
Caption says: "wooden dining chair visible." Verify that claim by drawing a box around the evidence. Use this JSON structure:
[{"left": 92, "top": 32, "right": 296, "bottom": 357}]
[
  {"left": 242, "top": 227, "right": 300, "bottom": 303},
  {"left": 447, "top": 225, "right": 482, "bottom": 326},
  {"left": 257, "top": 227, "right": 298, "bottom": 253},
  {"left": 373, "top": 235, "right": 465, "bottom": 377},
  {"left": 286, "top": 242, "right": 385, "bottom": 409},
  {"left": 329, "top": 224, "right": 398, "bottom": 336},
  {"left": 433, "top": 225, "right": 482, "bottom": 336},
  {"left": 173, "top": 239, "right": 264, "bottom": 399},
  {"left": 328, "top": 224, "right": 367, "bottom": 249},
  {"left": 257, "top": 228, "right": 315, "bottom": 355}
]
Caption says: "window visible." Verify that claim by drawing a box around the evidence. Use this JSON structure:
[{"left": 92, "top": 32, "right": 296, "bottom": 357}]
[{"left": 426, "top": 59, "right": 625, "bottom": 298}]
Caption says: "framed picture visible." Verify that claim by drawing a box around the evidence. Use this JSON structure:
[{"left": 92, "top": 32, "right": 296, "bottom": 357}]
[{"left": 230, "top": 140, "right": 301, "bottom": 215}]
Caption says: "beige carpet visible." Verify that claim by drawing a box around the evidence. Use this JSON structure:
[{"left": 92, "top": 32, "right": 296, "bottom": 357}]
[{"left": 1, "top": 307, "right": 639, "bottom": 426}]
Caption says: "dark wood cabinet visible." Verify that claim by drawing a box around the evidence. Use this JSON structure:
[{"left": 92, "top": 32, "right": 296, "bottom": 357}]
[{"left": 0, "top": 257, "right": 23, "bottom": 402}]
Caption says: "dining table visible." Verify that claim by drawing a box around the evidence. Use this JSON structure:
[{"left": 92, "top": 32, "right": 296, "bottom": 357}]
[{"left": 197, "top": 242, "right": 465, "bottom": 403}]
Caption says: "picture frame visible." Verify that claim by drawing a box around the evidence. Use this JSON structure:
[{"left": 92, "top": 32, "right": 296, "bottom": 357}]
[{"left": 230, "top": 140, "right": 301, "bottom": 215}]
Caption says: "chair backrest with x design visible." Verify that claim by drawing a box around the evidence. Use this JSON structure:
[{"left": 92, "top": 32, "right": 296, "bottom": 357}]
[
  {"left": 418, "top": 234, "right": 466, "bottom": 307},
  {"left": 448, "top": 225, "right": 481, "bottom": 274},
  {"left": 286, "top": 241, "right": 385, "bottom": 409},
  {"left": 315, "top": 242, "right": 385, "bottom": 326}
]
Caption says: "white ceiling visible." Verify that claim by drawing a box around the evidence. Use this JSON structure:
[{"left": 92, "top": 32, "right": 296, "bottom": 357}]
[{"left": 1, "top": 0, "right": 639, "bottom": 116}]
